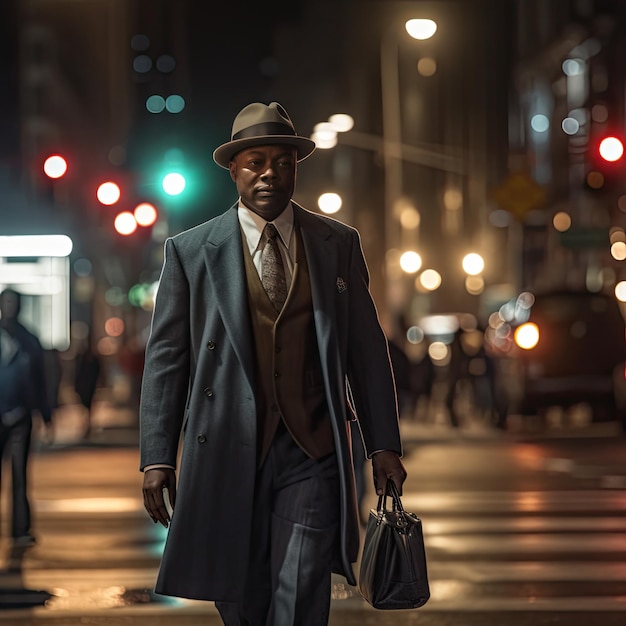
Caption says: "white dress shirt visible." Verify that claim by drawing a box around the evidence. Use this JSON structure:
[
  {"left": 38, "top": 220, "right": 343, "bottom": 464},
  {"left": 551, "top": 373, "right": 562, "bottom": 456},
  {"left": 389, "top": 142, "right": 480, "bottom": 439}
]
[{"left": 237, "top": 200, "right": 295, "bottom": 288}]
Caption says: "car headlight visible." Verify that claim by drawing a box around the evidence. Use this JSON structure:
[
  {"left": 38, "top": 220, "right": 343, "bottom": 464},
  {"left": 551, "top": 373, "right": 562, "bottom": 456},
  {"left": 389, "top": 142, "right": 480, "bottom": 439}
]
[{"left": 514, "top": 322, "right": 540, "bottom": 350}]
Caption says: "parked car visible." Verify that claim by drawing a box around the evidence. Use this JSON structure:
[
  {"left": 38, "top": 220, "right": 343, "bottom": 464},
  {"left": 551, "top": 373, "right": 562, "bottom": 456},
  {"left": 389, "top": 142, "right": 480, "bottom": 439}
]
[{"left": 513, "top": 290, "right": 626, "bottom": 428}]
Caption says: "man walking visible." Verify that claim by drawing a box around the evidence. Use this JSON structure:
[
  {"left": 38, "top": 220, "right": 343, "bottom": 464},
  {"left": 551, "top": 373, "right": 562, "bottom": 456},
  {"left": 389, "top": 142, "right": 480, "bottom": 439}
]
[{"left": 140, "top": 101, "right": 406, "bottom": 625}]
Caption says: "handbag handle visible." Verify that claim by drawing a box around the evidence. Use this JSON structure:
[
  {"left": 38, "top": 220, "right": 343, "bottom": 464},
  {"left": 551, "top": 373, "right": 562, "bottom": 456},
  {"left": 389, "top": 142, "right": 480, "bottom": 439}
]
[{"left": 376, "top": 478, "right": 405, "bottom": 515}]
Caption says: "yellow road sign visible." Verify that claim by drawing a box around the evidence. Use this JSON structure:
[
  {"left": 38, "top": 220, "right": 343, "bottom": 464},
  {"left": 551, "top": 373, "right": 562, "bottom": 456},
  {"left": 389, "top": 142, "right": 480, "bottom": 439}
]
[{"left": 492, "top": 171, "right": 547, "bottom": 220}]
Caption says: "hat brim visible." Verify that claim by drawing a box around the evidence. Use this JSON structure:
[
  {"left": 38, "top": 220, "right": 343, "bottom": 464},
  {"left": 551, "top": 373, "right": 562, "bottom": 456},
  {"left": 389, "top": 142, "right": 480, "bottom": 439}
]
[{"left": 213, "top": 135, "right": 316, "bottom": 169}]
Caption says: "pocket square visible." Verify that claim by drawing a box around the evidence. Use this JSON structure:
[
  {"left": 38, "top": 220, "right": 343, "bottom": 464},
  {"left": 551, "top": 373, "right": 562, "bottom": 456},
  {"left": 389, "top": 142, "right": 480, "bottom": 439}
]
[{"left": 336, "top": 277, "right": 347, "bottom": 293}]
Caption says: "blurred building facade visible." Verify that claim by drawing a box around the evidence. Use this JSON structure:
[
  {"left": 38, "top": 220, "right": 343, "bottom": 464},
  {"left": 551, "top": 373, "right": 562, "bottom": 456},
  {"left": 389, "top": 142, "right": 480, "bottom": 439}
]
[
  {"left": 507, "top": 0, "right": 626, "bottom": 299},
  {"left": 4, "top": 0, "right": 626, "bottom": 393}
]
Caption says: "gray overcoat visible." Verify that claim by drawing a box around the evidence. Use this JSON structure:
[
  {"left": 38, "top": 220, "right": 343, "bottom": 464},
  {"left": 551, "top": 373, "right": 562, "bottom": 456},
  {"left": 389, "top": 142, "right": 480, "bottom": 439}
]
[{"left": 139, "top": 202, "right": 402, "bottom": 601}]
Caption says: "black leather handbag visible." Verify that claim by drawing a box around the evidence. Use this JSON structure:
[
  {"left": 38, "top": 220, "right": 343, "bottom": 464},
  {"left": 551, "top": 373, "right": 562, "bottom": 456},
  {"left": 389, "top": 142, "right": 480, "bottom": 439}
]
[{"left": 358, "top": 479, "right": 430, "bottom": 610}]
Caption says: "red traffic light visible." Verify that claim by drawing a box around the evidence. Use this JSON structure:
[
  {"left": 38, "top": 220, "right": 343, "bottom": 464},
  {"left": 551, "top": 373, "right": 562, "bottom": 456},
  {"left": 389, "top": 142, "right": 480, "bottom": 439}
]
[
  {"left": 114, "top": 211, "right": 137, "bottom": 235},
  {"left": 134, "top": 202, "right": 158, "bottom": 227},
  {"left": 97, "top": 181, "right": 122, "bottom": 205},
  {"left": 43, "top": 154, "right": 68, "bottom": 179},
  {"left": 598, "top": 136, "right": 624, "bottom": 162}
]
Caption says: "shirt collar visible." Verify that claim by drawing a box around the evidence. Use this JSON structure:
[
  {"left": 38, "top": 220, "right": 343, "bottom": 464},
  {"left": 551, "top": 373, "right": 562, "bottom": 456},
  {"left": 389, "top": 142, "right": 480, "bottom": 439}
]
[{"left": 237, "top": 201, "right": 294, "bottom": 255}]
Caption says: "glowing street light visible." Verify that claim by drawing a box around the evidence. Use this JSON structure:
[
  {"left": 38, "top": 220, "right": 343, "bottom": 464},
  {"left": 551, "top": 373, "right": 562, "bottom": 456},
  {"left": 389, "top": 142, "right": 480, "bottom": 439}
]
[
  {"left": 318, "top": 192, "right": 342, "bottom": 214},
  {"left": 418, "top": 269, "right": 442, "bottom": 291},
  {"left": 311, "top": 115, "right": 355, "bottom": 149},
  {"left": 399, "top": 250, "right": 422, "bottom": 273},
  {"left": 462, "top": 252, "right": 485, "bottom": 276},
  {"left": 405, "top": 19, "right": 438, "bottom": 41}
]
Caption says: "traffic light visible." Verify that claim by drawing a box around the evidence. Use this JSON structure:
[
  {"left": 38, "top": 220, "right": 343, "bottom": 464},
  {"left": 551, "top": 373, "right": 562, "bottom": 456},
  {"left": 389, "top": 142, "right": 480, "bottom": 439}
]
[
  {"left": 161, "top": 171, "right": 186, "bottom": 196},
  {"left": 97, "top": 181, "right": 122, "bottom": 205},
  {"left": 599, "top": 136, "right": 624, "bottom": 162},
  {"left": 113, "top": 202, "right": 158, "bottom": 236},
  {"left": 43, "top": 154, "right": 68, "bottom": 179},
  {"left": 114, "top": 211, "right": 137, "bottom": 236},
  {"left": 585, "top": 133, "right": 625, "bottom": 192},
  {"left": 134, "top": 202, "right": 158, "bottom": 227}
]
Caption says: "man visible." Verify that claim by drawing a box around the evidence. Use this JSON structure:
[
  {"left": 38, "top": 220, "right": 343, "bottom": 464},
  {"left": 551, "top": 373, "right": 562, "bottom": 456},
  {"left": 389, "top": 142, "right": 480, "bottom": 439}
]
[
  {"left": 140, "top": 101, "right": 407, "bottom": 625},
  {"left": 0, "top": 288, "right": 52, "bottom": 547}
]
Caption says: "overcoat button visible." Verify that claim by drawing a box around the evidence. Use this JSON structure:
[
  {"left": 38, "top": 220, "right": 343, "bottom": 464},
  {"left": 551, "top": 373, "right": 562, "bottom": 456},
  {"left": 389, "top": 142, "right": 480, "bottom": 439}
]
[
  {"left": 197, "top": 434, "right": 207, "bottom": 443},
  {"left": 204, "top": 387, "right": 214, "bottom": 398},
  {"left": 207, "top": 341, "right": 216, "bottom": 350}
]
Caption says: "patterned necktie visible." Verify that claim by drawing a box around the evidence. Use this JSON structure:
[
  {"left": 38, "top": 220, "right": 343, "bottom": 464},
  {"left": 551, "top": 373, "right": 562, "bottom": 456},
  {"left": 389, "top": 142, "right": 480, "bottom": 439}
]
[{"left": 261, "top": 223, "right": 288, "bottom": 311}]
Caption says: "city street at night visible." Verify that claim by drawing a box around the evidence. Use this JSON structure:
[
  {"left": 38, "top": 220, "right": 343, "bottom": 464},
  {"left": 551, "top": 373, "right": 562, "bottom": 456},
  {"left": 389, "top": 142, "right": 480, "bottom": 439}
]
[
  {"left": 4, "top": 1, "right": 626, "bottom": 625},
  {"left": 1, "top": 403, "right": 625, "bottom": 625}
]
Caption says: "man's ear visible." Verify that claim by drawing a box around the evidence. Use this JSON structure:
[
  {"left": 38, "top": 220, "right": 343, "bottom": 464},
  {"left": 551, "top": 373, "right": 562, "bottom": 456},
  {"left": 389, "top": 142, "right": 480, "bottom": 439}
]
[{"left": 228, "top": 161, "right": 237, "bottom": 182}]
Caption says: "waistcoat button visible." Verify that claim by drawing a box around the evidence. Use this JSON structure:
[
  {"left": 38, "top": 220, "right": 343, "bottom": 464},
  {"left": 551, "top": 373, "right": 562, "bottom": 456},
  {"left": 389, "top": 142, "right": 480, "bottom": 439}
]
[
  {"left": 207, "top": 341, "right": 216, "bottom": 350},
  {"left": 204, "top": 387, "right": 214, "bottom": 398},
  {"left": 197, "top": 434, "right": 207, "bottom": 443}
]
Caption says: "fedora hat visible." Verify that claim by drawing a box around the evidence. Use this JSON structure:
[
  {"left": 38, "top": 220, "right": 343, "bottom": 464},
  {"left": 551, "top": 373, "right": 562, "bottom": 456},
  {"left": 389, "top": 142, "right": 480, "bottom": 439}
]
[{"left": 213, "top": 101, "right": 316, "bottom": 169}]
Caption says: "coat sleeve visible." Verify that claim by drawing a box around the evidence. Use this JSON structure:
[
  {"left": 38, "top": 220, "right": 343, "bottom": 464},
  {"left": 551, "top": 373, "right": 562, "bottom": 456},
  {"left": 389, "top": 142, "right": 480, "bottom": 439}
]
[
  {"left": 139, "top": 237, "right": 191, "bottom": 470},
  {"left": 344, "top": 229, "right": 402, "bottom": 458}
]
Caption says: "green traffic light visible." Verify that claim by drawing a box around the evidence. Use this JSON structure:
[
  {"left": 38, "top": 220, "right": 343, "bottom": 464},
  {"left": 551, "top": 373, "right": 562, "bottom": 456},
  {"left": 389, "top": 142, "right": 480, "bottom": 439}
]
[{"left": 162, "top": 172, "right": 186, "bottom": 196}]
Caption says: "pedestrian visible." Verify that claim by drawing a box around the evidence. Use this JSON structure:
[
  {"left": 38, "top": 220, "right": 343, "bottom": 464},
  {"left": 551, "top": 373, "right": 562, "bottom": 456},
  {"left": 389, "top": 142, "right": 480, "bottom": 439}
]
[
  {"left": 444, "top": 328, "right": 470, "bottom": 428},
  {"left": 74, "top": 342, "right": 101, "bottom": 439},
  {"left": 0, "top": 288, "right": 53, "bottom": 547},
  {"left": 140, "top": 101, "right": 407, "bottom": 625}
]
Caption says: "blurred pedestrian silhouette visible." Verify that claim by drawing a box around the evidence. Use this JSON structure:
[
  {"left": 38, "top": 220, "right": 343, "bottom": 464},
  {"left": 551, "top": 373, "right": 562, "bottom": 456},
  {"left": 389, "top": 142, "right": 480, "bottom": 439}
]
[
  {"left": 405, "top": 345, "right": 435, "bottom": 422},
  {"left": 0, "top": 288, "right": 53, "bottom": 547},
  {"left": 44, "top": 348, "right": 62, "bottom": 416},
  {"left": 74, "top": 342, "right": 101, "bottom": 439},
  {"left": 444, "top": 329, "right": 470, "bottom": 428}
]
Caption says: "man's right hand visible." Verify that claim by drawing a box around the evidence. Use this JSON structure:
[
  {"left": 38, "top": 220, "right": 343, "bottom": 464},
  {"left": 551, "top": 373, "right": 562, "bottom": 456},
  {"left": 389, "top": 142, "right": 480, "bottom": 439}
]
[{"left": 142, "top": 468, "right": 177, "bottom": 528}]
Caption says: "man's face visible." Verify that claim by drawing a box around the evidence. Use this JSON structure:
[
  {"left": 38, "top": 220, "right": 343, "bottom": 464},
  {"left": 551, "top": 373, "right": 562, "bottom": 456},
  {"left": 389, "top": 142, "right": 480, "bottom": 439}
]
[
  {"left": 229, "top": 145, "right": 297, "bottom": 221},
  {"left": 0, "top": 292, "right": 19, "bottom": 321}
]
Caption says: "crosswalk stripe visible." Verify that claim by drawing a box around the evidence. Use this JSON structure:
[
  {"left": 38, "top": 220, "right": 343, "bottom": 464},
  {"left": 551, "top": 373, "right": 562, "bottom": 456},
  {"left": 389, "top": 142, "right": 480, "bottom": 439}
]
[
  {"left": 424, "top": 516, "right": 626, "bottom": 533},
  {"left": 430, "top": 561, "right": 626, "bottom": 581},
  {"left": 401, "top": 490, "right": 626, "bottom": 512}
]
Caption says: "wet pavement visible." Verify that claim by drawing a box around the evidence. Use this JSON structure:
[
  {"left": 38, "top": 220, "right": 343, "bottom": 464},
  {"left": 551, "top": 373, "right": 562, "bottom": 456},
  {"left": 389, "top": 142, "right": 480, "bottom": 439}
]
[{"left": 1, "top": 400, "right": 625, "bottom": 625}]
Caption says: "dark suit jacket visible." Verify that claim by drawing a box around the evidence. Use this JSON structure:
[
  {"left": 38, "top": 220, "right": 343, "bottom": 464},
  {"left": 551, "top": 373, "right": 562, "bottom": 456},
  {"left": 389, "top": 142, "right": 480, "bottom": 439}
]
[{"left": 139, "top": 202, "right": 402, "bottom": 601}]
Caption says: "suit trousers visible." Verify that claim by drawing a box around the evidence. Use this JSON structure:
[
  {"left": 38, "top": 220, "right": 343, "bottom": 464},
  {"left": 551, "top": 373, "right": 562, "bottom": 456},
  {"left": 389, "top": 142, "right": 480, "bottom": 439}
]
[
  {"left": 0, "top": 414, "right": 33, "bottom": 538},
  {"left": 215, "top": 421, "right": 340, "bottom": 626}
]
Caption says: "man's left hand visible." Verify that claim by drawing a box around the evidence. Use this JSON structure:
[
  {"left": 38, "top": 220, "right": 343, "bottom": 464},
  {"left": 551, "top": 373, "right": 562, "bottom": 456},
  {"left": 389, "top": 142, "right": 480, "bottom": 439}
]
[{"left": 372, "top": 450, "right": 407, "bottom": 496}]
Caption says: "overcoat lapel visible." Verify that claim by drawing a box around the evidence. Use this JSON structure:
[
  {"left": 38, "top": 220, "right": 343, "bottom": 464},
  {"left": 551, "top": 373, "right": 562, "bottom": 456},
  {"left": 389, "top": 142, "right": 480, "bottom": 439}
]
[
  {"left": 295, "top": 205, "right": 338, "bottom": 361},
  {"left": 202, "top": 207, "right": 255, "bottom": 392}
]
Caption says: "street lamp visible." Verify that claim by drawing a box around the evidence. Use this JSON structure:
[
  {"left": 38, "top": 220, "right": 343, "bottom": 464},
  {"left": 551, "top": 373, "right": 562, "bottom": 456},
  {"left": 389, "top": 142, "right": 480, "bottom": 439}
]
[
  {"left": 399, "top": 250, "right": 422, "bottom": 273},
  {"left": 318, "top": 192, "right": 342, "bottom": 215},
  {"left": 462, "top": 252, "right": 485, "bottom": 295},
  {"left": 381, "top": 18, "right": 437, "bottom": 310},
  {"left": 405, "top": 19, "right": 438, "bottom": 40}
]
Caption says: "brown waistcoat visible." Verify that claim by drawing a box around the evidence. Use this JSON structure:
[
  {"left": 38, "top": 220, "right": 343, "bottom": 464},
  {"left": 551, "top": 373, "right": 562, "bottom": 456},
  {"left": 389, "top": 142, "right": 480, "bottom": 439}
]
[{"left": 242, "top": 224, "right": 334, "bottom": 466}]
